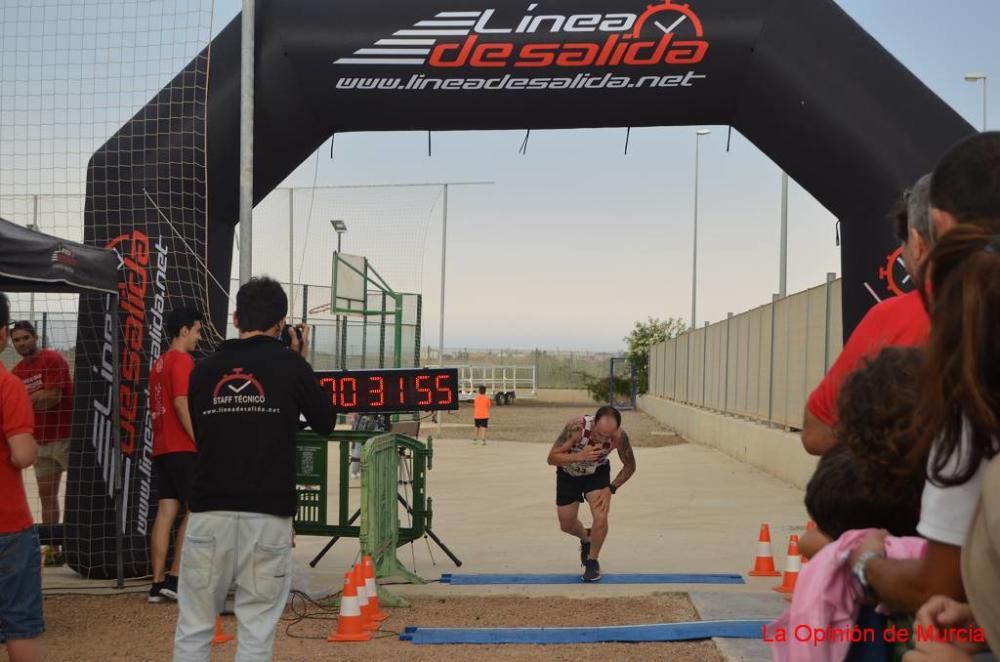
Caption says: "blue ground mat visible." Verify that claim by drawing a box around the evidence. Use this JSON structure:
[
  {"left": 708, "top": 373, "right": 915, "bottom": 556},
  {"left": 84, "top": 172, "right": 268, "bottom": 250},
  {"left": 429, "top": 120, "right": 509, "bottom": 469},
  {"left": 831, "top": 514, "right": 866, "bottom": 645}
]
[
  {"left": 400, "top": 619, "right": 770, "bottom": 645},
  {"left": 439, "top": 573, "right": 745, "bottom": 585}
]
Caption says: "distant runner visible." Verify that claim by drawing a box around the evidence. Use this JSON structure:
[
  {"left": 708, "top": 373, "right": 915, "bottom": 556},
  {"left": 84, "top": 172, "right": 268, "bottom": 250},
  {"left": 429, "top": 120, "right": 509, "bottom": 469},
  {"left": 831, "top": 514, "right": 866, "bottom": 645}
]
[{"left": 547, "top": 406, "right": 636, "bottom": 582}]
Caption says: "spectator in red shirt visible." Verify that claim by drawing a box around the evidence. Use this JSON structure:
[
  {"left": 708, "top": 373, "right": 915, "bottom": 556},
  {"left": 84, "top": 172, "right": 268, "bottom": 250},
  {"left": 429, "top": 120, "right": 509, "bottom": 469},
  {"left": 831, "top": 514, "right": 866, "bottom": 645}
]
[
  {"left": 11, "top": 319, "right": 74, "bottom": 566},
  {"left": 148, "top": 307, "right": 203, "bottom": 604},
  {"left": 800, "top": 174, "right": 933, "bottom": 455},
  {"left": 1, "top": 292, "right": 45, "bottom": 660}
]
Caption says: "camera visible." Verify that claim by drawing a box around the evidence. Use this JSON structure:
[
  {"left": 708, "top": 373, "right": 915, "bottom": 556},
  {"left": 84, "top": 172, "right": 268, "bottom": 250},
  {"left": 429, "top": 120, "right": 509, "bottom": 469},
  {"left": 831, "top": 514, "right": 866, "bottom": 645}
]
[{"left": 279, "top": 324, "right": 303, "bottom": 347}]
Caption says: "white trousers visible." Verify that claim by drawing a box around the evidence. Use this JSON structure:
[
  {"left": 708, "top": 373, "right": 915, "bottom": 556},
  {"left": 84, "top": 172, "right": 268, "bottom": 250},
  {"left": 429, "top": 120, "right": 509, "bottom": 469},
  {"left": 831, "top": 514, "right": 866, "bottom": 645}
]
[{"left": 173, "top": 511, "right": 293, "bottom": 662}]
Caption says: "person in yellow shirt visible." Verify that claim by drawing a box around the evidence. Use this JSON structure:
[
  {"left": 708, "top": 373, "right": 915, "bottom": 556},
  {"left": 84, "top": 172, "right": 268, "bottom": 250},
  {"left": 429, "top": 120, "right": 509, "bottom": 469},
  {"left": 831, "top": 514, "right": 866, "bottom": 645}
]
[{"left": 473, "top": 385, "right": 491, "bottom": 445}]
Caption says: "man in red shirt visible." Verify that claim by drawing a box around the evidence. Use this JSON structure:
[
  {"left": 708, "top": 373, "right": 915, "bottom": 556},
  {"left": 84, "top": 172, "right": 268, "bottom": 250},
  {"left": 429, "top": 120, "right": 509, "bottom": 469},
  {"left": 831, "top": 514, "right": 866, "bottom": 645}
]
[
  {"left": 801, "top": 175, "right": 933, "bottom": 456},
  {"left": 11, "top": 320, "right": 74, "bottom": 565},
  {"left": 148, "top": 307, "right": 203, "bottom": 603},
  {"left": 1, "top": 293, "right": 46, "bottom": 659}
]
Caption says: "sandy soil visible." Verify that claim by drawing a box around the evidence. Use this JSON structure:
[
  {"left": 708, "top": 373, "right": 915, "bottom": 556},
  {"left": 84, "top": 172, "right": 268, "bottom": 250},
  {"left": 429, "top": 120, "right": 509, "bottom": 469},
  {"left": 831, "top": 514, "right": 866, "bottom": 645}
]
[
  {"left": 432, "top": 400, "right": 686, "bottom": 447},
  {"left": 12, "top": 593, "right": 721, "bottom": 662}
]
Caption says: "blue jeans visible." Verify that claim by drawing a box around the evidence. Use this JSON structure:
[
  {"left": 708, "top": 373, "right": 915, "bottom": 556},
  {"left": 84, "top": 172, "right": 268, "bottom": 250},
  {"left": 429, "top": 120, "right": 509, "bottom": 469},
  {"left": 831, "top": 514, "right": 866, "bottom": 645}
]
[{"left": 0, "top": 528, "right": 44, "bottom": 641}]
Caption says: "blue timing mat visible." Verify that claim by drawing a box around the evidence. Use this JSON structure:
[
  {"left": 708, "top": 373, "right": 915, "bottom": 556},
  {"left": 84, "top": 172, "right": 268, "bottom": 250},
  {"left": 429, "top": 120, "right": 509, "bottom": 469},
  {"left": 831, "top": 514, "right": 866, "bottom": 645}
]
[
  {"left": 439, "top": 573, "right": 745, "bottom": 585},
  {"left": 400, "top": 619, "right": 769, "bottom": 645}
]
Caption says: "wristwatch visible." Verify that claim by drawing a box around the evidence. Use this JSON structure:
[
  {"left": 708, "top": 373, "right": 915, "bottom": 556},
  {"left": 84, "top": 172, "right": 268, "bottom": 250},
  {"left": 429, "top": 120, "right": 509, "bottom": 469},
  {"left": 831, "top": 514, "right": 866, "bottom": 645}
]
[
  {"left": 608, "top": 484, "right": 618, "bottom": 495},
  {"left": 851, "top": 550, "right": 882, "bottom": 601}
]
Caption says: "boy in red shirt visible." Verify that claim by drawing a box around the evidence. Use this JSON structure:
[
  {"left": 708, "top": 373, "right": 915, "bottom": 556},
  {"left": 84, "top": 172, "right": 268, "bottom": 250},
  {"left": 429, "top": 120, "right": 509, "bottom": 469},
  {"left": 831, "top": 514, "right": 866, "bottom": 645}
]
[
  {"left": 148, "top": 308, "right": 203, "bottom": 603},
  {"left": 1, "top": 293, "right": 45, "bottom": 659},
  {"left": 11, "top": 320, "right": 74, "bottom": 566}
]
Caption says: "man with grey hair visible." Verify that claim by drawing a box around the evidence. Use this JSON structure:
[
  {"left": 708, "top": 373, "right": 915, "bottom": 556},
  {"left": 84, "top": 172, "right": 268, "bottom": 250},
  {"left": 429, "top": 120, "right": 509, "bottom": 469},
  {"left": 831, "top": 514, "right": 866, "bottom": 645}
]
[
  {"left": 800, "top": 175, "right": 933, "bottom": 457},
  {"left": 899, "top": 174, "right": 933, "bottom": 277}
]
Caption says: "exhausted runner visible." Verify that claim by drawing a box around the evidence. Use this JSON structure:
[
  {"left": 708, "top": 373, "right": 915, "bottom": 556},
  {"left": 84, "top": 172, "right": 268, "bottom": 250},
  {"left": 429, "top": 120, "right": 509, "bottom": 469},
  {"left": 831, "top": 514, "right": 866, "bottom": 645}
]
[{"left": 547, "top": 406, "right": 636, "bottom": 582}]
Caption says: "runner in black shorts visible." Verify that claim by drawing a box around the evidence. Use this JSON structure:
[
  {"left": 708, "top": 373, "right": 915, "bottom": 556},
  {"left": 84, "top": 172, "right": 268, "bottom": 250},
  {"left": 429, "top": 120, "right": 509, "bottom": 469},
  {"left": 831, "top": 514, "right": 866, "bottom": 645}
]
[{"left": 547, "top": 406, "right": 636, "bottom": 582}]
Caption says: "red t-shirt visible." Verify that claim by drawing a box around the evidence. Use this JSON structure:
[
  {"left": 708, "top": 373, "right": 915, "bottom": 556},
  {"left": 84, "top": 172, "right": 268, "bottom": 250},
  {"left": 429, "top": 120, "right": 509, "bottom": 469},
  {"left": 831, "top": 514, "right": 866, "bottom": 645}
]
[
  {"left": 806, "top": 290, "right": 930, "bottom": 426},
  {"left": 1, "top": 364, "right": 36, "bottom": 533},
  {"left": 13, "top": 348, "right": 74, "bottom": 443},
  {"left": 150, "top": 349, "right": 196, "bottom": 456}
]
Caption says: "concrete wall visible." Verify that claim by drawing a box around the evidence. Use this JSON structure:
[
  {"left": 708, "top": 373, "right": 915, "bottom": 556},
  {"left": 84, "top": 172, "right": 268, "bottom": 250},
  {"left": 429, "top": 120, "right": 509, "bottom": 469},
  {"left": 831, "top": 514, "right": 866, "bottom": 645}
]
[
  {"left": 639, "top": 394, "right": 818, "bottom": 490},
  {"left": 648, "top": 276, "right": 843, "bottom": 431}
]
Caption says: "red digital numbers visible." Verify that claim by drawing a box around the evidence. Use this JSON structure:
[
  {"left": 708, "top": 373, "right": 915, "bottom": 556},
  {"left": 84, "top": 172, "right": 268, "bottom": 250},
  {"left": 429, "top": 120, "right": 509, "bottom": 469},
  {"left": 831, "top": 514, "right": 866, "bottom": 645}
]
[
  {"left": 317, "top": 369, "right": 457, "bottom": 412},
  {"left": 319, "top": 377, "right": 337, "bottom": 406},
  {"left": 340, "top": 377, "right": 357, "bottom": 408},
  {"left": 435, "top": 374, "right": 453, "bottom": 405},
  {"left": 369, "top": 376, "right": 384, "bottom": 407},
  {"left": 416, "top": 375, "right": 433, "bottom": 406}
]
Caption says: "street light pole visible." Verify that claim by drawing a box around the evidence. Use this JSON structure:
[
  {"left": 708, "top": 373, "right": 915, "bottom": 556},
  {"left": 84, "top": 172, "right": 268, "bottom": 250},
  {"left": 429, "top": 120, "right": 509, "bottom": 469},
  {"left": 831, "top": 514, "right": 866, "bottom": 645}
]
[
  {"left": 965, "top": 73, "right": 988, "bottom": 131},
  {"left": 692, "top": 129, "right": 710, "bottom": 330},
  {"left": 330, "top": 219, "right": 347, "bottom": 253},
  {"left": 238, "top": 0, "right": 255, "bottom": 285},
  {"left": 439, "top": 184, "right": 448, "bottom": 370}
]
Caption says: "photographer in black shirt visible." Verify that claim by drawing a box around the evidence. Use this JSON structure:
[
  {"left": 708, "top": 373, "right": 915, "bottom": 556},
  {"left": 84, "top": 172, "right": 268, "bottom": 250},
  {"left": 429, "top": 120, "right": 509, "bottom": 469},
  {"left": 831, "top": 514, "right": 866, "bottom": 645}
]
[{"left": 174, "top": 277, "right": 334, "bottom": 661}]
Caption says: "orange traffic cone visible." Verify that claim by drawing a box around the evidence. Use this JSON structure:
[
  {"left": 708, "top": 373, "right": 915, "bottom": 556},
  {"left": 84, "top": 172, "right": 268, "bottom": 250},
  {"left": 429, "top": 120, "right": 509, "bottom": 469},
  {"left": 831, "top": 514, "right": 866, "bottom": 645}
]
[
  {"left": 363, "top": 556, "right": 388, "bottom": 623},
  {"left": 328, "top": 572, "right": 372, "bottom": 642},
  {"left": 773, "top": 535, "right": 801, "bottom": 594},
  {"left": 352, "top": 562, "right": 376, "bottom": 631},
  {"left": 211, "top": 615, "right": 234, "bottom": 645},
  {"left": 748, "top": 524, "right": 782, "bottom": 577}
]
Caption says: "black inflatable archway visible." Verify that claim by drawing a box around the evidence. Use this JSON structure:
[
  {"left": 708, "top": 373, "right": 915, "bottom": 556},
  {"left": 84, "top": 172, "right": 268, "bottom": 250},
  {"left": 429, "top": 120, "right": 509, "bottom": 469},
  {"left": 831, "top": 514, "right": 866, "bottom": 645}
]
[{"left": 72, "top": 0, "right": 974, "bottom": 577}]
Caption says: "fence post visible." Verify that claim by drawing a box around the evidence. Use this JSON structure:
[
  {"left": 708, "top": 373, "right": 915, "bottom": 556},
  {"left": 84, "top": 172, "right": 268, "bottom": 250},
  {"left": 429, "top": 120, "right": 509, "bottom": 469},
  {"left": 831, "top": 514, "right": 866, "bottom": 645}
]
[
  {"left": 824, "top": 272, "right": 836, "bottom": 372},
  {"left": 724, "top": 312, "right": 732, "bottom": 414},
  {"left": 702, "top": 321, "right": 709, "bottom": 407},
  {"left": 301, "top": 284, "right": 309, "bottom": 323},
  {"left": 340, "top": 316, "right": 348, "bottom": 369},
  {"left": 767, "top": 294, "right": 779, "bottom": 426},
  {"left": 672, "top": 338, "right": 678, "bottom": 401}
]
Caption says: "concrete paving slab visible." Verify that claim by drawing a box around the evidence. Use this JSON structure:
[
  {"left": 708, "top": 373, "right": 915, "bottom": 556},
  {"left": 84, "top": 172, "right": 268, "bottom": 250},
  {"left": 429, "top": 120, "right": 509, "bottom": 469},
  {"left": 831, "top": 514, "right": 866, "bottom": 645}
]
[
  {"left": 689, "top": 591, "right": 787, "bottom": 661},
  {"left": 292, "top": 435, "right": 809, "bottom": 600}
]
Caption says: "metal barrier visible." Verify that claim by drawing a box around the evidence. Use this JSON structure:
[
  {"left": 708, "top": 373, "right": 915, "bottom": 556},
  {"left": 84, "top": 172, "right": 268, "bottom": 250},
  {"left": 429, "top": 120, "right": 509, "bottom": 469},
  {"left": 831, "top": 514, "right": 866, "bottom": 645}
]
[
  {"left": 294, "top": 429, "right": 432, "bottom": 598},
  {"left": 360, "top": 433, "right": 428, "bottom": 607}
]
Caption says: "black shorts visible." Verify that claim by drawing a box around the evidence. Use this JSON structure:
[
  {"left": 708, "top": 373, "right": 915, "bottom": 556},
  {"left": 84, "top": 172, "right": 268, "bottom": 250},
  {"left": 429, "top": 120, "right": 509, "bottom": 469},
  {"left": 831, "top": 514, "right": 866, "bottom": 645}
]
[
  {"left": 154, "top": 452, "right": 196, "bottom": 504},
  {"left": 474, "top": 418, "right": 489, "bottom": 428},
  {"left": 556, "top": 463, "right": 611, "bottom": 507}
]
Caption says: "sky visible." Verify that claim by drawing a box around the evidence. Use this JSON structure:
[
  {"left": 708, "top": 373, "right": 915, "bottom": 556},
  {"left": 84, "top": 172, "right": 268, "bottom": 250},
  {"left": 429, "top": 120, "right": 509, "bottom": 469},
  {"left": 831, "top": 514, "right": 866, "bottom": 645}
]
[{"left": 2, "top": 1, "right": 997, "bottom": 354}]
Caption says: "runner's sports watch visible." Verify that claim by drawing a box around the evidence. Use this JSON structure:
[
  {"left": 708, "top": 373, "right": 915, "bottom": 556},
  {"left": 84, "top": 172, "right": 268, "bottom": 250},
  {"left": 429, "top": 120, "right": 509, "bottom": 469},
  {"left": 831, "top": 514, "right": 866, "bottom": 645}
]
[{"left": 608, "top": 484, "right": 618, "bottom": 495}]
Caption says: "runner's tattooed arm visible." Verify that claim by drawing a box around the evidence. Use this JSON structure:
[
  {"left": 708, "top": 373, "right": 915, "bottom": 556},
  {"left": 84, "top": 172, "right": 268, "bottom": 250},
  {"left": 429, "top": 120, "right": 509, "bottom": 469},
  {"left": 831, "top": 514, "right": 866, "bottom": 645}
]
[
  {"left": 611, "top": 430, "right": 636, "bottom": 490},
  {"left": 546, "top": 419, "right": 585, "bottom": 466}
]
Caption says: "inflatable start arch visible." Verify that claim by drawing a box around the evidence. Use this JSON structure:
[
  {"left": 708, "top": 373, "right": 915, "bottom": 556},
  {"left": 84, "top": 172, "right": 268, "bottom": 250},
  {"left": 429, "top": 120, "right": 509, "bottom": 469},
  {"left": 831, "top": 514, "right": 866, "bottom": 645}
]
[{"left": 71, "top": 0, "right": 974, "bottom": 577}]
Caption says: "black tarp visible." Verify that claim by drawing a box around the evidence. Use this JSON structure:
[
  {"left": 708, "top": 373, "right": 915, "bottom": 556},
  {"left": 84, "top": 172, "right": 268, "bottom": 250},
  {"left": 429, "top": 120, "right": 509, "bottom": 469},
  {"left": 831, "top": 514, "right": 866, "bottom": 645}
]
[{"left": 0, "top": 216, "right": 118, "bottom": 295}]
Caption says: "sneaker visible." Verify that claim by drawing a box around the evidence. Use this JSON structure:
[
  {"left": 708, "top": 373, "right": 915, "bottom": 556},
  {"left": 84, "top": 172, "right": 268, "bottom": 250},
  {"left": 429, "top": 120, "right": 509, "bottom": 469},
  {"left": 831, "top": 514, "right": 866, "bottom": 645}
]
[
  {"left": 148, "top": 582, "right": 166, "bottom": 603},
  {"left": 582, "top": 559, "right": 602, "bottom": 583},
  {"left": 160, "top": 574, "right": 179, "bottom": 600},
  {"left": 580, "top": 529, "right": 591, "bottom": 567}
]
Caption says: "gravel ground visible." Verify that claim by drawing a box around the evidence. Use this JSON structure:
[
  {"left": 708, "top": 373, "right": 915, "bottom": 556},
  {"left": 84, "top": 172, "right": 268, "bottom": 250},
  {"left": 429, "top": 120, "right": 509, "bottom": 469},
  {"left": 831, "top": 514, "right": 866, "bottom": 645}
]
[
  {"left": 432, "top": 399, "right": 685, "bottom": 447},
  {"left": 16, "top": 592, "right": 722, "bottom": 661}
]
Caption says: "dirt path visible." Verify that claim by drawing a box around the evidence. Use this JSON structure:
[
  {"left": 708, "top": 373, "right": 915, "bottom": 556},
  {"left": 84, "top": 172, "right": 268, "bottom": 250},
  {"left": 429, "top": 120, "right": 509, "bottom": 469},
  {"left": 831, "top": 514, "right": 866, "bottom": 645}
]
[
  {"left": 25, "top": 592, "right": 721, "bottom": 661},
  {"left": 432, "top": 400, "right": 685, "bottom": 447}
]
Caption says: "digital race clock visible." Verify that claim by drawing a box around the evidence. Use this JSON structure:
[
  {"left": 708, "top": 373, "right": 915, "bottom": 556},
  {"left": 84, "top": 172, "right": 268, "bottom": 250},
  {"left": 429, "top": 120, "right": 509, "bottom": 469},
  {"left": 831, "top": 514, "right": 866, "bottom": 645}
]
[{"left": 314, "top": 368, "right": 459, "bottom": 414}]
